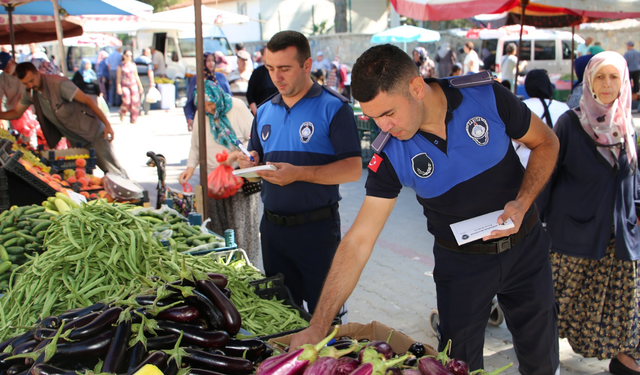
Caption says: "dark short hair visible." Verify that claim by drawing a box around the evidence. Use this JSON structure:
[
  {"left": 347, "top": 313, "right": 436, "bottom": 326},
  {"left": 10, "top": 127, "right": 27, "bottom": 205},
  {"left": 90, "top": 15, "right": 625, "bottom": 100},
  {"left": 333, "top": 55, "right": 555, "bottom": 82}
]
[
  {"left": 465, "top": 41, "right": 475, "bottom": 50},
  {"left": 15, "top": 62, "right": 37, "bottom": 79},
  {"left": 266, "top": 31, "right": 310, "bottom": 67},
  {"left": 235, "top": 42, "right": 245, "bottom": 50},
  {"left": 351, "top": 44, "right": 419, "bottom": 103},
  {"left": 505, "top": 43, "right": 517, "bottom": 55}
]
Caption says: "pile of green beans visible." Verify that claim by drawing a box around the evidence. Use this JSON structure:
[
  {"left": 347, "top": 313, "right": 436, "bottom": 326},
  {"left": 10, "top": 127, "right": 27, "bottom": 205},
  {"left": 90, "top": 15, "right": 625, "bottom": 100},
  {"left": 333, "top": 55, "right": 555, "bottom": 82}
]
[{"left": 0, "top": 201, "right": 308, "bottom": 340}]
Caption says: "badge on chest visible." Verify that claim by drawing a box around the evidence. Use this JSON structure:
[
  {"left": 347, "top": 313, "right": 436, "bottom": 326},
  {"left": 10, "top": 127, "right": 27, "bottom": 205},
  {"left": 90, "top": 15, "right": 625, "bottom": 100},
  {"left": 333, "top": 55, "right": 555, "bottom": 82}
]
[
  {"left": 299, "top": 122, "right": 314, "bottom": 143},
  {"left": 466, "top": 116, "right": 489, "bottom": 146},
  {"left": 412, "top": 153, "right": 434, "bottom": 178}
]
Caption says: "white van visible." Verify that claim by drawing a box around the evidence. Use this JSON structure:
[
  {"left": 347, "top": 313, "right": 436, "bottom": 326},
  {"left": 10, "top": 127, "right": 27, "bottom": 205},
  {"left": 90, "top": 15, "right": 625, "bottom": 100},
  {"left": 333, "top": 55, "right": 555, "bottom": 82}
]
[
  {"left": 135, "top": 24, "right": 236, "bottom": 80},
  {"left": 492, "top": 29, "right": 584, "bottom": 77}
]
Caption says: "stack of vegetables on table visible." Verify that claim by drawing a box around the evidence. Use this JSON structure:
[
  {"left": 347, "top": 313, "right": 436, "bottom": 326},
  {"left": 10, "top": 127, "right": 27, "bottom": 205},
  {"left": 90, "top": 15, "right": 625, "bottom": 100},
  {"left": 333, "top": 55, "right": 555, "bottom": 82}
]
[{"left": 260, "top": 334, "right": 512, "bottom": 375}]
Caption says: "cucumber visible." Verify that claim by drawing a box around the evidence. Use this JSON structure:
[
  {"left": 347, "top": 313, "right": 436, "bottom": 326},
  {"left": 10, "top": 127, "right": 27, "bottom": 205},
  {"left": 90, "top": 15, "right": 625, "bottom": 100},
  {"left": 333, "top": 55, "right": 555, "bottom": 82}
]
[
  {"left": 2, "top": 227, "right": 18, "bottom": 235},
  {"left": 0, "top": 261, "right": 11, "bottom": 274},
  {"left": 6, "top": 246, "right": 24, "bottom": 255},
  {"left": 16, "top": 221, "right": 29, "bottom": 229},
  {"left": 7, "top": 253, "right": 25, "bottom": 264},
  {"left": 0, "top": 245, "right": 8, "bottom": 262},
  {"left": 16, "top": 237, "right": 25, "bottom": 247},
  {"left": 3, "top": 237, "right": 18, "bottom": 247},
  {"left": 23, "top": 206, "right": 45, "bottom": 215},
  {"left": 31, "top": 221, "right": 52, "bottom": 235},
  {"left": 0, "top": 232, "right": 17, "bottom": 242}
]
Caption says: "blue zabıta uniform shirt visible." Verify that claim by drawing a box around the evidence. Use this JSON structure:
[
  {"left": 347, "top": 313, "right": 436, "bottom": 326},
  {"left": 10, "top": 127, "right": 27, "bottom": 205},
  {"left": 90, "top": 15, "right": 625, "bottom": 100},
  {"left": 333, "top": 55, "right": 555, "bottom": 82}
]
[
  {"left": 248, "top": 82, "right": 361, "bottom": 215},
  {"left": 366, "top": 78, "right": 531, "bottom": 242}
]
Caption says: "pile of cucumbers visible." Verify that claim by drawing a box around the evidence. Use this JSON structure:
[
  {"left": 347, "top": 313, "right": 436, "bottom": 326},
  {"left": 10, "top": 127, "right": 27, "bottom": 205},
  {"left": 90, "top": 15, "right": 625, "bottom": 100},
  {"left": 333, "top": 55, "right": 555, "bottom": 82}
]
[{"left": 0, "top": 204, "right": 54, "bottom": 290}]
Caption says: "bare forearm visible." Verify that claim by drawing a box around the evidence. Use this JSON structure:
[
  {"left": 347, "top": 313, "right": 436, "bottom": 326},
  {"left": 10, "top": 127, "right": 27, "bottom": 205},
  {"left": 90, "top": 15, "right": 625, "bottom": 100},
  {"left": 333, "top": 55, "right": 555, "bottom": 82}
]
[
  {"left": 516, "top": 134, "right": 559, "bottom": 208},
  {"left": 298, "top": 157, "right": 361, "bottom": 185},
  {"left": 0, "top": 109, "right": 22, "bottom": 120}
]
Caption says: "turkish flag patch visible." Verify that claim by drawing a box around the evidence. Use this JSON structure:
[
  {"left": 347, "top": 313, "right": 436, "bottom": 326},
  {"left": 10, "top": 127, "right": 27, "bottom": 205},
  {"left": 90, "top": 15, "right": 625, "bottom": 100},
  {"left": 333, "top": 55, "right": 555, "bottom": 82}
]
[{"left": 368, "top": 154, "right": 383, "bottom": 173}]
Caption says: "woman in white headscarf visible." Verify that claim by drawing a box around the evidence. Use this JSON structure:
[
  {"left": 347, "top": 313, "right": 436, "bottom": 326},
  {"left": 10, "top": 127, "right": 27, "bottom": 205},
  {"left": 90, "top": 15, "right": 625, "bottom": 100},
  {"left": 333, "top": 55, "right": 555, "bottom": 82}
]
[
  {"left": 434, "top": 42, "right": 456, "bottom": 78},
  {"left": 538, "top": 51, "right": 640, "bottom": 375}
]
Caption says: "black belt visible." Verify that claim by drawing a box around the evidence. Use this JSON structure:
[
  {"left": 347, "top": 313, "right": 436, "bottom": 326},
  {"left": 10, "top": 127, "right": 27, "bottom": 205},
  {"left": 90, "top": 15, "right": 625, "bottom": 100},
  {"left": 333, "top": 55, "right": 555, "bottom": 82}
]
[
  {"left": 264, "top": 203, "right": 338, "bottom": 226},
  {"left": 436, "top": 206, "right": 539, "bottom": 254}
]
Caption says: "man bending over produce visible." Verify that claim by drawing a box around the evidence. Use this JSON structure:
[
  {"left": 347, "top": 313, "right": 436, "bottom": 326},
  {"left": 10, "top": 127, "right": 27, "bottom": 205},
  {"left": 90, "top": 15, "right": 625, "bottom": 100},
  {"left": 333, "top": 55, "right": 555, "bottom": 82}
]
[
  {"left": 0, "top": 62, "right": 127, "bottom": 177},
  {"left": 291, "top": 44, "right": 560, "bottom": 375}
]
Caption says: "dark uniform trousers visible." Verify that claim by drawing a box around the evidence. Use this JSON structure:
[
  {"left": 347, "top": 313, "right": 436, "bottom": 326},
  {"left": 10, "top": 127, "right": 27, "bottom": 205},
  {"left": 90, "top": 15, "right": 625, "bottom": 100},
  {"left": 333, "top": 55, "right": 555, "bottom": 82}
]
[
  {"left": 434, "top": 221, "right": 559, "bottom": 375},
  {"left": 260, "top": 209, "right": 341, "bottom": 314}
]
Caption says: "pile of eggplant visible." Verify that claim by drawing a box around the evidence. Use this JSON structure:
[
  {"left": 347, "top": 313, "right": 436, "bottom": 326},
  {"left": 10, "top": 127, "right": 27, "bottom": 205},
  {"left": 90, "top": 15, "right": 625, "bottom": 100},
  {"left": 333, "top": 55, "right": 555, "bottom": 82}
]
[
  {"left": 258, "top": 331, "right": 513, "bottom": 375},
  {"left": 0, "top": 270, "right": 274, "bottom": 375}
]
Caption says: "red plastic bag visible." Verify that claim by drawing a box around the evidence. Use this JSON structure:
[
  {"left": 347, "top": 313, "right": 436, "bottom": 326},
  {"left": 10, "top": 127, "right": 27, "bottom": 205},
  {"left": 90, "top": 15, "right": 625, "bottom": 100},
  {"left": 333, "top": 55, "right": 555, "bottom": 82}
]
[
  {"left": 9, "top": 108, "right": 38, "bottom": 138},
  {"left": 207, "top": 150, "right": 244, "bottom": 199}
]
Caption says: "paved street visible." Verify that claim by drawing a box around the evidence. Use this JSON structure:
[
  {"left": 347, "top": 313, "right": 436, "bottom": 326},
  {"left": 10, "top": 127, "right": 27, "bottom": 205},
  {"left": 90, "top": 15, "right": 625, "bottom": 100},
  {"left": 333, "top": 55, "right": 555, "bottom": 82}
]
[{"left": 106, "top": 106, "right": 640, "bottom": 375}]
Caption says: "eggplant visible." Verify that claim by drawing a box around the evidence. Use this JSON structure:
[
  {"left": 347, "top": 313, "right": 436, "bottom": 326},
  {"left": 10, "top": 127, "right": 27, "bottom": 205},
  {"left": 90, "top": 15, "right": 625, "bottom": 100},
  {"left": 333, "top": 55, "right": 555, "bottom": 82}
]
[
  {"left": 163, "top": 358, "right": 178, "bottom": 375},
  {"left": 221, "top": 288, "right": 231, "bottom": 299},
  {"left": 155, "top": 305, "right": 200, "bottom": 322},
  {"left": 53, "top": 328, "right": 116, "bottom": 360},
  {"left": 36, "top": 317, "right": 60, "bottom": 331},
  {"left": 0, "top": 337, "right": 14, "bottom": 353},
  {"left": 446, "top": 359, "right": 469, "bottom": 375},
  {"left": 58, "top": 302, "right": 107, "bottom": 322},
  {"left": 33, "top": 329, "right": 56, "bottom": 343},
  {"left": 156, "top": 320, "right": 229, "bottom": 348},
  {"left": 61, "top": 312, "right": 100, "bottom": 332},
  {"left": 30, "top": 364, "right": 77, "bottom": 375},
  {"left": 5, "top": 330, "right": 35, "bottom": 350},
  {"left": 206, "top": 273, "right": 228, "bottom": 289},
  {"left": 407, "top": 343, "right": 426, "bottom": 358},
  {"left": 302, "top": 357, "right": 339, "bottom": 375},
  {"left": 0, "top": 353, "right": 21, "bottom": 370},
  {"left": 11, "top": 340, "right": 37, "bottom": 355},
  {"left": 358, "top": 341, "right": 394, "bottom": 362},
  {"left": 255, "top": 355, "right": 284, "bottom": 374},
  {"left": 134, "top": 295, "right": 183, "bottom": 307},
  {"left": 126, "top": 351, "right": 168, "bottom": 375},
  {"left": 5, "top": 365, "right": 26, "bottom": 375},
  {"left": 185, "top": 290, "right": 224, "bottom": 330},
  {"left": 66, "top": 307, "right": 122, "bottom": 341},
  {"left": 146, "top": 334, "right": 180, "bottom": 351},
  {"left": 187, "top": 369, "right": 227, "bottom": 375},
  {"left": 27, "top": 340, "right": 51, "bottom": 367},
  {"left": 403, "top": 370, "right": 421, "bottom": 375},
  {"left": 182, "top": 348, "right": 254, "bottom": 375},
  {"left": 336, "top": 357, "right": 360, "bottom": 375},
  {"left": 125, "top": 341, "right": 147, "bottom": 373},
  {"left": 220, "top": 338, "right": 267, "bottom": 362},
  {"left": 386, "top": 368, "right": 403, "bottom": 375},
  {"left": 349, "top": 363, "right": 374, "bottom": 375},
  {"left": 196, "top": 279, "right": 241, "bottom": 335},
  {"left": 330, "top": 339, "right": 355, "bottom": 351},
  {"left": 102, "top": 318, "right": 132, "bottom": 374},
  {"left": 403, "top": 356, "right": 418, "bottom": 367},
  {"left": 417, "top": 357, "right": 452, "bottom": 375}
]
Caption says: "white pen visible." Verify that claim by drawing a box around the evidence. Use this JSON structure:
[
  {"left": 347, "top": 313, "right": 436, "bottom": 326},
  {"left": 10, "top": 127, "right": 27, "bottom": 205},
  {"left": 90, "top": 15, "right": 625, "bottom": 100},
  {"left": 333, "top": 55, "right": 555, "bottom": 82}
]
[{"left": 235, "top": 140, "right": 255, "bottom": 162}]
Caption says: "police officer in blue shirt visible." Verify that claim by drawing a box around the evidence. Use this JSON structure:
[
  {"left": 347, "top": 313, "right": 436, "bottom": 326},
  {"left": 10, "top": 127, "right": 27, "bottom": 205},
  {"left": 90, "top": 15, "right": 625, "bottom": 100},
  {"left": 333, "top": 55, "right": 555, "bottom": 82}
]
[
  {"left": 237, "top": 31, "right": 362, "bottom": 314},
  {"left": 291, "top": 44, "right": 560, "bottom": 375}
]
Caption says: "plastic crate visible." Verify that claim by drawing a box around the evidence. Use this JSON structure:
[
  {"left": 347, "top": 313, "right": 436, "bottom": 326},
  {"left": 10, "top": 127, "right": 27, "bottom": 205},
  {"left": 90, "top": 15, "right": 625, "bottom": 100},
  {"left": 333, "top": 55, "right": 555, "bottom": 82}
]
[
  {"left": 0, "top": 150, "right": 57, "bottom": 208},
  {"left": 355, "top": 114, "right": 380, "bottom": 168},
  {"left": 181, "top": 228, "right": 238, "bottom": 255},
  {"left": 46, "top": 148, "right": 97, "bottom": 174},
  {"left": 0, "top": 168, "right": 9, "bottom": 213}
]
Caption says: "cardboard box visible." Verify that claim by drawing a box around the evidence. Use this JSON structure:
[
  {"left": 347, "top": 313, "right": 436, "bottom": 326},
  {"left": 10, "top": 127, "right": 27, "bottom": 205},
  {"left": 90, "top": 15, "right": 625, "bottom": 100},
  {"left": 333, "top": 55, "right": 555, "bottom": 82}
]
[{"left": 268, "top": 321, "right": 438, "bottom": 357}]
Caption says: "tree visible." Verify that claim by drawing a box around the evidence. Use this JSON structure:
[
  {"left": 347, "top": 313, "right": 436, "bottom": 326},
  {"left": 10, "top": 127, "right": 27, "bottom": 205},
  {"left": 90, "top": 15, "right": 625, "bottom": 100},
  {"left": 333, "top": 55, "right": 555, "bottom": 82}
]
[
  {"left": 139, "top": 0, "right": 181, "bottom": 12},
  {"left": 333, "top": 0, "right": 348, "bottom": 33}
]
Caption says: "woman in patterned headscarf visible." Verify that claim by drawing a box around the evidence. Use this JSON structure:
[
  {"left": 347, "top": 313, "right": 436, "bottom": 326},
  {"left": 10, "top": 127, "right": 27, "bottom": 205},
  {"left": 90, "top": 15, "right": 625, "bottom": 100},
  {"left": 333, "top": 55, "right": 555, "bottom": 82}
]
[
  {"left": 538, "top": 51, "right": 640, "bottom": 375},
  {"left": 179, "top": 81, "right": 260, "bottom": 265},
  {"left": 184, "top": 52, "right": 232, "bottom": 131}
]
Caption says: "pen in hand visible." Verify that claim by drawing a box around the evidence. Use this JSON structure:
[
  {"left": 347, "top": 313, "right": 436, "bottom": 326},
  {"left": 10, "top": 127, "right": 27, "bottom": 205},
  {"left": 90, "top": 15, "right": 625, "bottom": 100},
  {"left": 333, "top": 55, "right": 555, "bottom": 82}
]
[{"left": 235, "top": 140, "right": 255, "bottom": 162}]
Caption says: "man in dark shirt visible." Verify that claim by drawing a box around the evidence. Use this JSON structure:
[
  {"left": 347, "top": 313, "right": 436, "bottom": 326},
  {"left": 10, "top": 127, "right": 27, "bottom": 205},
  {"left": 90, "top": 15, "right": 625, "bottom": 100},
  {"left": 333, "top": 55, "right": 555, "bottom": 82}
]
[
  {"left": 291, "top": 44, "right": 560, "bottom": 375},
  {"left": 245, "top": 47, "right": 277, "bottom": 116}
]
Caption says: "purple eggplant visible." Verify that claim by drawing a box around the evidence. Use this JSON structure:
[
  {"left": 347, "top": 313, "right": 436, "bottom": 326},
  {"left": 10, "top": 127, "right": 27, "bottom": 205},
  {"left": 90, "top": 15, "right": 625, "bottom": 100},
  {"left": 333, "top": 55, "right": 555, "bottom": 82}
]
[
  {"left": 256, "top": 326, "right": 339, "bottom": 375},
  {"left": 102, "top": 316, "right": 132, "bottom": 374},
  {"left": 156, "top": 320, "right": 230, "bottom": 348},
  {"left": 188, "top": 369, "right": 227, "bottom": 375},
  {"left": 446, "top": 359, "right": 469, "bottom": 375},
  {"left": 220, "top": 338, "right": 267, "bottom": 362},
  {"left": 418, "top": 357, "right": 452, "bottom": 375},
  {"left": 185, "top": 290, "right": 224, "bottom": 330},
  {"left": 37, "top": 317, "right": 60, "bottom": 330},
  {"left": 349, "top": 363, "right": 373, "bottom": 375},
  {"left": 125, "top": 341, "right": 147, "bottom": 373},
  {"left": 58, "top": 302, "right": 106, "bottom": 322},
  {"left": 403, "top": 370, "right": 421, "bottom": 375},
  {"left": 53, "top": 328, "right": 116, "bottom": 360},
  {"left": 163, "top": 358, "right": 179, "bottom": 375},
  {"left": 11, "top": 340, "right": 37, "bottom": 356},
  {"left": 302, "top": 357, "right": 339, "bottom": 375},
  {"left": 134, "top": 295, "right": 183, "bottom": 307},
  {"left": 4, "top": 330, "right": 35, "bottom": 350},
  {"left": 407, "top": 343, "right": 426, "bottom": 358},
  {"left": 126, "top": 351, "right": 168, "bottom": 375},
  {"left": 358, "top": 341, "right": 394, "bottom": 362},
  {"left": 172, "top": 273, "right": 227, "bottom": 289},
  {"left": 256, "top": 354, "right": 286, "bottom": 374},
  {"left": 0, "top": 337, "right": 15, "bottom": 353},
  {"left": 182, "top": 348, "right": 254, "bottom": 375},
  {"left": 60, "top": 312, "right": 100, "bottom": 332},
  {"left": 66, "top": 307, "right": 122, "bottom": 340},
  {"left": 196, "top": 277, "right": 241, "bottom": 335},
  {"left": 155, "top": 305, "right": 200, "bottom": 322},
  {"left": 386, "top": 368, "right": 403, "bottom": 375},
  {"left": 30, "top": 364, "right": 77, "bottom": 375},
  {"left": 336, "top": 357, "right": 360, "bottom": 375},
  {"left": 359, "top": 347, "right": 410, "bottom": 375},
  {"left": 146, "top": 334, "right": 180, "bottom": 351}
]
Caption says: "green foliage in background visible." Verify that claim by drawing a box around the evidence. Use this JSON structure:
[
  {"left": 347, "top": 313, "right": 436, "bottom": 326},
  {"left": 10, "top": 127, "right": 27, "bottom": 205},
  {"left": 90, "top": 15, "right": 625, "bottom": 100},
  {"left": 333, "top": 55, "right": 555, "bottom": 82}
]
[{"left": 139, "top": 0, "right": 181, "bottom": 12}]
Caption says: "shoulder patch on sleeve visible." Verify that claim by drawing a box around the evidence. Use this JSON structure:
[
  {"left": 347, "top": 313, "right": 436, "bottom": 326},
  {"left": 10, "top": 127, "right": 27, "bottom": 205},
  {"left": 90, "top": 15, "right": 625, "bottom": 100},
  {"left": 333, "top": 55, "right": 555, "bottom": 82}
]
[{"left": 368, "top": 153, "right": 383, "bottom": 172}]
